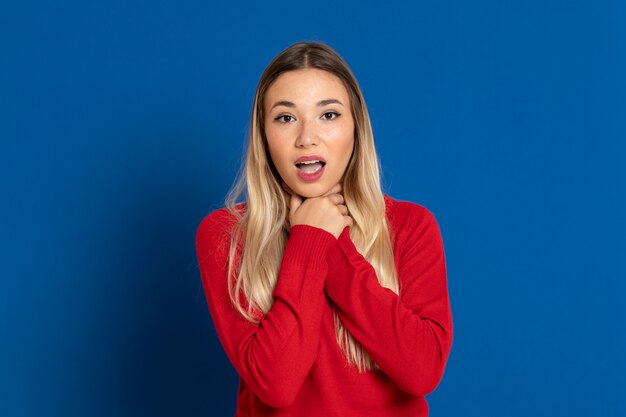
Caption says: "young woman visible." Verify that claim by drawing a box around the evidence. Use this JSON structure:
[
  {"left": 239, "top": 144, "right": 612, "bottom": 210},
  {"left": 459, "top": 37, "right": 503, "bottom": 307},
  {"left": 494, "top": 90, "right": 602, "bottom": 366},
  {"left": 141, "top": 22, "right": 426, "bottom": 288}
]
[{"left": 196, "top": 41, "right": 453, "bottom": 416}]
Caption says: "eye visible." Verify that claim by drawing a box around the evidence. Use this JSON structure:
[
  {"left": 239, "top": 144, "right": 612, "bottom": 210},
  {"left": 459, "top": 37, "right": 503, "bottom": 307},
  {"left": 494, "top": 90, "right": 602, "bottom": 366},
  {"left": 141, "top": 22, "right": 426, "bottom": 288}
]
[
  {"left": 322, "top": 111, "right": 340, "bottom": 120},
  {"left": 274, "top": 114, "right": 295, "bottom": 123}
]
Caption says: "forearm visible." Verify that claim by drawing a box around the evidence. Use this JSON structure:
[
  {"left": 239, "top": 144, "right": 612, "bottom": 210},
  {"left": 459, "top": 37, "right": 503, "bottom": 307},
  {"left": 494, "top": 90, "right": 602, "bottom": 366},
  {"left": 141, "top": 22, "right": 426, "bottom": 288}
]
[
  {"left": 236, "top": 255, "right": 328, "bottom": 407},
  {"left": 198, "top": 221, "right": 336, "bottom": 408},
  {"left": 324, "top": 228, "right": 453, "bottom": 396}
]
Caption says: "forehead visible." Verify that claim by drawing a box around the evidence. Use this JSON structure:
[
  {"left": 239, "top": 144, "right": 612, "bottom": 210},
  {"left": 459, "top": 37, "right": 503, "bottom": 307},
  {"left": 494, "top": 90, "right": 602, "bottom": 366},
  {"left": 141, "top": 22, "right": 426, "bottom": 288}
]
[{"left": 265, "top": 68, "right": 349, "bottom": 107}]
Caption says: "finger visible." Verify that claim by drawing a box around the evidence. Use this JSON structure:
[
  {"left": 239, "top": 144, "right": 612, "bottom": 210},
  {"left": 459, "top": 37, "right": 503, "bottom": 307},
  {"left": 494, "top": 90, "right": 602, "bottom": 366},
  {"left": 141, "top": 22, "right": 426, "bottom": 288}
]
[
  {"left": 323, "top": 183, "right": 342, "bottom": 197},
  {"left": 345, "top": 216, "right": 353, "bottom": 228},
  {"left": 328, "top": 193, "right": 344, "bottom": 206},
  {"left": 337, "top": 204, "right": 348, "bottom": 215}
]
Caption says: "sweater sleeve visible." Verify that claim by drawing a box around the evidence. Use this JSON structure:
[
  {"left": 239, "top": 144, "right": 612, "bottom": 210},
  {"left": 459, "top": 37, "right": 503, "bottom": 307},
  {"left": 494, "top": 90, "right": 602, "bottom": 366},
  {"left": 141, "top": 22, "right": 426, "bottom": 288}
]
[
  {"left": 324, "top": 205, "right": 453, "bottom": 397},
  {"left": 195, "top": 210, "right": 337, "bottom": 408}
]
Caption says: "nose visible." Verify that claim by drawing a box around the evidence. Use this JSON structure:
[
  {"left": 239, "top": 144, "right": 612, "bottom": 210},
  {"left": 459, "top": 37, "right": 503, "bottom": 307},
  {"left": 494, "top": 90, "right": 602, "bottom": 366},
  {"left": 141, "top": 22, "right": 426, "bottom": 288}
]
[{"left": 295, "top": 118, "right": 319, "bottom": 148}]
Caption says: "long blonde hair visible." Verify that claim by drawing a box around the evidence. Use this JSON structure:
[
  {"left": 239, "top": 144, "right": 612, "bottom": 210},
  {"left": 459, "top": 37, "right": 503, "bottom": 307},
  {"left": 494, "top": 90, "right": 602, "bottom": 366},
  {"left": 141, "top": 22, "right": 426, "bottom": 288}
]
[{"left": 225, "top": 41, "right": 398, "bottom": 372}]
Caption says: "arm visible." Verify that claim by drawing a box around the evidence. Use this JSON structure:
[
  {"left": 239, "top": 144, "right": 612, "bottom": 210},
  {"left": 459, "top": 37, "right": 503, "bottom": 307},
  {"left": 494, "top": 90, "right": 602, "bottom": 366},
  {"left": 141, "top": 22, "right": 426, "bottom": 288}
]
[
  {"left": 196, "top": 210, "right": 336, "bottom": 408},
  {"left": 324, "top": 206, "right": 453, "bottom": 396}
]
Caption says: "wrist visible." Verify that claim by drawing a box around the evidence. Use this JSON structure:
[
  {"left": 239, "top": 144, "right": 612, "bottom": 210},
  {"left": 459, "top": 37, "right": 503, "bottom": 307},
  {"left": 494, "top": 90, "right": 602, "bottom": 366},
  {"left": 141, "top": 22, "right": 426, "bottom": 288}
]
[{"left": 284, "top": 225, "right": 339, "bottom": 266}]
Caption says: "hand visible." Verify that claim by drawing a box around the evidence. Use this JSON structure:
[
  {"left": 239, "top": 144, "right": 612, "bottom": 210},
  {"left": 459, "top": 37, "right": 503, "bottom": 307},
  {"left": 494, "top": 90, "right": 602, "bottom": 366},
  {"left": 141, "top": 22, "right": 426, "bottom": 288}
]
[{"left": 283, "top": 183, "right": 353, "bottom": 239}]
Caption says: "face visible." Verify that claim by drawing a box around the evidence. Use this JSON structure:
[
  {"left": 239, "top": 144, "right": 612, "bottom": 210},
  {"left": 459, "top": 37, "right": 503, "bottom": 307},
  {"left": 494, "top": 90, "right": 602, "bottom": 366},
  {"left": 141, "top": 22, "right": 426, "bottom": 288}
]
[{"left": 263, "top": 68, "right": 355, "bottom": 198}]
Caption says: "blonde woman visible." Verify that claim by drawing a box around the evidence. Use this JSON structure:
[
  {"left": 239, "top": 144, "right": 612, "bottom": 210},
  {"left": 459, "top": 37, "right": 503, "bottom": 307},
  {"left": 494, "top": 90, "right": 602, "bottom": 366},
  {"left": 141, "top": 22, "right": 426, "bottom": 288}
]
[{"left": 196, "top": 41, "right": 453, "bottom": 416}]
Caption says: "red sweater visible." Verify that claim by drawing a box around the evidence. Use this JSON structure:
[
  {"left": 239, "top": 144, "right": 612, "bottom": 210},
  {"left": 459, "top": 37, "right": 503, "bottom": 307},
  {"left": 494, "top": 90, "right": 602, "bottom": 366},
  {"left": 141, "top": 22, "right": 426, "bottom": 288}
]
[{"left": 195, "top": 195, "right": 453, "bottom": 416}]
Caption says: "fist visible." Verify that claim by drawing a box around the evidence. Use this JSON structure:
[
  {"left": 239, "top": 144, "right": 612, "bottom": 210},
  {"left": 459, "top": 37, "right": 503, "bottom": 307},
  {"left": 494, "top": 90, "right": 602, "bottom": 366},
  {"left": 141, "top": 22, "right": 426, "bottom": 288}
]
[{"left": 286, "top": 183, "right": 353, "bottom": 239}]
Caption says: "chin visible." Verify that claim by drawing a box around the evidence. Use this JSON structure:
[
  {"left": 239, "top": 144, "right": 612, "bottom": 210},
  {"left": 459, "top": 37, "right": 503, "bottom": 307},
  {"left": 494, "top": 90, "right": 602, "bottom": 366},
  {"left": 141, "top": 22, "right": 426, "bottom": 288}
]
[{"left": 292, "top": 183, "right": 330, "bottom": 199}]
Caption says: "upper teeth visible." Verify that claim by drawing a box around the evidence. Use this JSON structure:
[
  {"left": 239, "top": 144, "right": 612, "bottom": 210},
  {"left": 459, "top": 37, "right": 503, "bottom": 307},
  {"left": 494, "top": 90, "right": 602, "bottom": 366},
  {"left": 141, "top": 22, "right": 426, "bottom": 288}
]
[{"left": 299, "top": 160, "right": 321, "bottom": 164}]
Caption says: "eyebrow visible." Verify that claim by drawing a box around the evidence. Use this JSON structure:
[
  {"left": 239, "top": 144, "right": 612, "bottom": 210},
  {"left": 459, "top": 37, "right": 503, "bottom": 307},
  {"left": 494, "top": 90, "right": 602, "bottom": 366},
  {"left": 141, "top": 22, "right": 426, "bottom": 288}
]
[{"left": 270, "top": 98, "right": 344, "bottom": 110}]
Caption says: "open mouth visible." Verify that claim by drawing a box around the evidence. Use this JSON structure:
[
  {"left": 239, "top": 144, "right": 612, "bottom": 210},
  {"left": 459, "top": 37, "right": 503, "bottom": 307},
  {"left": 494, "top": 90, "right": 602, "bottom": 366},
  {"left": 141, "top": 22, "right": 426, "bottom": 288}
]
[{"left": 295, "top": 159, "right": 326, "bottom": 174}]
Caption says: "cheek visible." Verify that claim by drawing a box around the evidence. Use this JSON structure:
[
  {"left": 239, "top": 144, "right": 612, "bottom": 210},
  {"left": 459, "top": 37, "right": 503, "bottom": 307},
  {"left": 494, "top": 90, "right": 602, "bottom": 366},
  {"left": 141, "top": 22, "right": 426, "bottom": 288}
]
[
  {"left": 266, "top": 136, "right": 290, "bottom": 171},
  {"left": 331, "top": 125, "right": 355, "bottom": 161}
]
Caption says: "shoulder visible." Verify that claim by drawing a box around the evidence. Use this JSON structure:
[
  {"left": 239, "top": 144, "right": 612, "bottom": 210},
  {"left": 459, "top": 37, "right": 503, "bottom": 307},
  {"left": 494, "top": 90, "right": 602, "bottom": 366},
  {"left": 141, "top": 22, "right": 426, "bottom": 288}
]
[
  {"left": 384, "top": 194, "right": 441, "bottom": 232},
  {"left": 195, "top": 203, "right": 246, "bottom": 255},
  {"left": 384, "top": 195, "right": 445, "bottom": 264},
  {"left": 196, "top": 203, "right": 245, "bottom": 233},
  {"left": 196, "top": 207, "right": 234, "bottom": 237}
]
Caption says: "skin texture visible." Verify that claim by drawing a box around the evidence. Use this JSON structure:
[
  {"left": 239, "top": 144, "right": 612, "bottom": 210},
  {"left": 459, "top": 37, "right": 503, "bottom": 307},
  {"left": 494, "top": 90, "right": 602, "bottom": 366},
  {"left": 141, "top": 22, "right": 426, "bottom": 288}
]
[{"left": 264, "top": 68, "right": 354, "bottom": 238}]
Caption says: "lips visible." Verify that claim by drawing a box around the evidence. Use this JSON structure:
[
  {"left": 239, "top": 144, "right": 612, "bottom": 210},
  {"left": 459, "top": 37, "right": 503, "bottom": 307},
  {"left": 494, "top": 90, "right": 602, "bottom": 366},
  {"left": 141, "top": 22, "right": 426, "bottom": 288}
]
[
  {"left": 295, "top": 155, "right": 326, "bottom": 172},
  {"left": 295, "top": 155, "right": 326, "bottom": 182},
  {"left": 295, "top": 155, "right": 326, "bottom": 166}
]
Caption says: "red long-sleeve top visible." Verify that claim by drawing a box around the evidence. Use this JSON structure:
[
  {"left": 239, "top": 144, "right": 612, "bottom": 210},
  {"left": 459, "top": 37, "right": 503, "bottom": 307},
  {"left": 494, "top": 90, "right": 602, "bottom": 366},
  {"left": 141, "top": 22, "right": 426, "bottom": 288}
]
[{"left": 195, "top": 195, "right": 453, "bottom": 416}]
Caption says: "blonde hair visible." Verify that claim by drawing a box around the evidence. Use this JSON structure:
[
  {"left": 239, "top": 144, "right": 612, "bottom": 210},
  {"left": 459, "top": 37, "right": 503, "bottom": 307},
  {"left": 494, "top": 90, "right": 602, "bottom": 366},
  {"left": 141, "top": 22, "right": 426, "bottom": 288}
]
[{"left": 225, "top": 41, "right": 398, "bottom": 372}]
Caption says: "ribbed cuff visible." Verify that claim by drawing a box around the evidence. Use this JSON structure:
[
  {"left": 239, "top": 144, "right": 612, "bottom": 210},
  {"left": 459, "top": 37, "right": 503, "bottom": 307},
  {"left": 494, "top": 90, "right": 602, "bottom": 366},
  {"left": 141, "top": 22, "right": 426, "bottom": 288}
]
[
  {"left": 326, "top": 226, "right": 351, "bottom": 266},
  {"left": 282, "top": 225, "right": 338, "bottom": 268}
]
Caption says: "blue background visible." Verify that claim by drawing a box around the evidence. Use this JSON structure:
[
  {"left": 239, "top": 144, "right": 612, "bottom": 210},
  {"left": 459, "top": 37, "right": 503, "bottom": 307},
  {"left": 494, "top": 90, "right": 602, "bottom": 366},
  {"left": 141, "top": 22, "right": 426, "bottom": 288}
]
[{"left": 1, "top": 1, "right": 624, "bottom": 416}]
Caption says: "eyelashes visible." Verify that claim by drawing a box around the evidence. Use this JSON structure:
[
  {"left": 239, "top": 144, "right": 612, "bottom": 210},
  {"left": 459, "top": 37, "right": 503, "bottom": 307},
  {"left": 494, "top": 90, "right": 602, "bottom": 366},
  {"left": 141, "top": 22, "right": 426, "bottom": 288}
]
[
  {"left": 274, "top": 114, "right": 295, "bottom": 123},
  {"left": 321, "top": 111, "right": 340, "bottom": 121},
  {"left": 274, "top": 111, "right": 341, "bottom": 124}
]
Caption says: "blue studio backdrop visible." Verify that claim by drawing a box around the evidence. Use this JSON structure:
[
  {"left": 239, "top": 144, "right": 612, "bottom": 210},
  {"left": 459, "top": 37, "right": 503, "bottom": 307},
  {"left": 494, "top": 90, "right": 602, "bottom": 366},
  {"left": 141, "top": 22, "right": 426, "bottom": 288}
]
[{"left": 1, "top": 1, "right": 624, "bottom": 416}]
